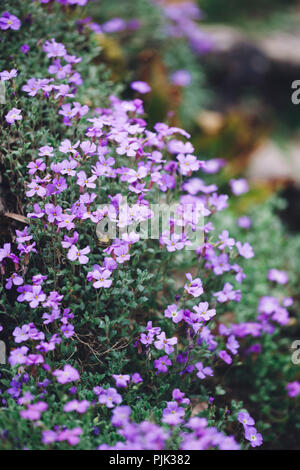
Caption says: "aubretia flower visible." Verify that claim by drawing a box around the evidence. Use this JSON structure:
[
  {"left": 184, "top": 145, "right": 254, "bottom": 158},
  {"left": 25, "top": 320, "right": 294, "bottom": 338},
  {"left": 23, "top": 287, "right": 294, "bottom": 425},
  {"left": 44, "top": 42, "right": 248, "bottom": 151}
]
[
  {"left": 154, "top": 332, "right": 177, "bottom": 355},
  {"left": 286, "top": 381, "right": 300, "bottom": 398},
  {"left": 0, "top": 11, "right": 21, "bottom": 30},
  {"left": 170, "top": 70, "right": 192, "bottom": 87},
  {"left": 5, "top": 272, "right": 23, "bottom": 290},
  {"left": 97, "top": 387, "right": 122, "bottom": 408},
  {"left": 218, "top": 230, "right": 235, "bottom": 250},
  {"left": 77, "top": 170, "right": 97, "bottom": 189},
  {"left": 162, "top": 401, "right": 185, "bottom": 426},
  {"left": 131, "top": 373, "right": 143, "bottom": 384},
  {"left": 131, "top": 81, "right": 151, "bottom": 94},
  {"left": 5, "top": 108, "right": 22, "bottom": 124},
  {"left": 57, "top": 427, "right": 83, "bottom": 446},
  {"left": 236, "top": 241, "right": 254, "bottom": 259},
  {"left": 193, "top": 302, "right": 216, "bottom": 322},
  {"left": 226, "top": 335, "right": 239, "bottom": 355},
  {"left": 13, "top": 325, "right": 30, "bottom": 343},
  {"left": 0, "top": 69, "right": 17, "bottom": 81},
  {"left": 172, "top": 388, "right": 190, "bottom": 405},
  {"left": 237, "top": 215, "right": 251, "bottom": 229},
  {"left": 92, "top": 269, "right": 112, "bottom": 288},
  {"left": 244, "top": 427, "right": 263, "bottom": 447},
  {"left": 61, "top": 323, "right": 74, "bottom": 338},
  {"left": 268, "top": 269, "right": 288, "bottom": 285},
  {"left": 213, "top": 282, "right": 241, "bottom": 303},
  {"left": 184, "top": 273, "right": 203, "bottom": 297},
  {"left": 177, "top": 154, "right": 201, "bottom": 175},
  {"left": 112, "top": 374, "right": 130, "bottom": 388},
  {"left": 164, "top": 304, "right": 183, "bottom": 323},
  {"left": 111, "top": 405, "right": 131, "bottom": 427},
  {"left": 67, "top": 245, "right": 90, "bottom": 264},
  {"left": 64, "top": 400, "right": 89, "bottom": 414},
  {"left": 218, "top": 350, "right": 232, "bottom": 365},
  {"left": 9, "top": 346, "right": 28, "bottom": 366},
  {"left": 238, "top": 412, "right": 255, "bottom": 427},
  {"left": 20, "top": 44, "right": 30, "bottom": 54},
  {"left": 43, "top": 38, "right": 67, "bottom": 58},
  {"left": 27, "top": 159, "right": 46, "bottom": 175},
  {"left": 195, "top": 362, "right": 213, "bottom": 379},
  {"left": 39, "top": 145, "right": 54, "bottom": 157},
  {"left": 53, "top": 365, "right": 80, "bottom": 384},
  {"left": 24, "top": 285, "right": 46, "bottom": 308},
  {"left": 42, "top": 430, "right": 57, "bottom": 445},
  {"left": 20, "top": 402, "right": 48, "bottom": 421},
  {"left": 114, "top": 244, "right": 130, "bottom": 264},
  {"left": 230, "top": 178, "right": 249, "bottom": 196},
  {"left": 154, "top": 355, "right": 172, "bottom": 373}
]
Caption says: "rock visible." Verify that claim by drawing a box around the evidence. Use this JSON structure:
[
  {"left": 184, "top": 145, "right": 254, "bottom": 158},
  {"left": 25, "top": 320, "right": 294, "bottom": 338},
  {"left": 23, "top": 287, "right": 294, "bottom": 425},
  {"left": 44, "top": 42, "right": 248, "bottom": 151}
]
[{"left": 246, "top": 138, "right": 300, "bottom": 185}]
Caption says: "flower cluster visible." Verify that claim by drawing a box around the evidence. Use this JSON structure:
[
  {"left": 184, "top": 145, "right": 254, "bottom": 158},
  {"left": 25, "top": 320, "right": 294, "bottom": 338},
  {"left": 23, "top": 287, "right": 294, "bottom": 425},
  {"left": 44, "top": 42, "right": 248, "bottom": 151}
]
[{"left": 0, "top": 0, "right": 297, "bottom": 451}]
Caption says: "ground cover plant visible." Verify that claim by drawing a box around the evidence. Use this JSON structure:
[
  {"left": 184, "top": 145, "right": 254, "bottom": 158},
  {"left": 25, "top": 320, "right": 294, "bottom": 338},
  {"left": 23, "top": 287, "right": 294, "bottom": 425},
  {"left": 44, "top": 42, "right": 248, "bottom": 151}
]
[{"left": 0, "top": 0, "right": 300, "bottom": 450}]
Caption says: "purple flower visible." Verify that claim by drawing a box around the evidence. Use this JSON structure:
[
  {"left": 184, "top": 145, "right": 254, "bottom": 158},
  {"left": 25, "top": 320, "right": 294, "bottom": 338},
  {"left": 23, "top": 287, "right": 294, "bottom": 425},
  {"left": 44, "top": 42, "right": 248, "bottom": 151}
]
[
  {"left": 131, "top": 373, "right": 143, "bottom": 384},
  {"left": 213, "top": 282, "right": 241, "bottom": 303},
  {"left": 92, "top": 269, "right": 112, "bottom": 288},
  {"left": 226, "top": 335, "right": 239, "bottom": 355},
  {"left": 102, "top": 18, "right": 126, "bottom": 33},
  {"left": 20, "top": 402, "right": 48, "bottom": 421},
  {"left": 61, "top": 323, "right": 74, "bottom": 338},
  {"left": 244, "top": 427, "right": 263, "bottom": 447},
  {"left": 219, "top": 350, "right": 232, "bottom": 365},
  {"left": 164, "top": 304, "right": 183, "bottom": 323},
  {"left": 236, "top": 241, "right": 254, "bottom": 259},
  {"left": 154, "top": 355, "right": 172, "bottom": 373},
  {"left": 230, "top": 178, "right": 249, "bottom": 196},
  {"left": 97, "top": 387, "right": 122, "bottom": 408},
  {"left": 42, "top": 430, "right": 57, "bottom": 445},
  {"left": 43, "top": 38, "right": 66, "bottom": 58},
  {"left": 170, "top": 70, "right": 192, "bottom": 87},
  {"left": 24, "top": 286, "right": 46, "bottom": 308},
  {"left": 5, "top": 272, "right": 23, "bottom": 290},
  {"left": 111, "top": 405, "right": 131, "bottom": 427},
  {"left": 13, "top": 325, "right": 31, "bottom": 343},
  {"left": 218, "top": 230, "right": 235, "bottom": 250},
  {"left": 172, "top": 388, "right": 190, "bottom": 405},
  {"left": 184, "top": 273, "right": 203, "bottom": 297},
  {"left": 286, "top": 381, "right": 300, "bottom": 398},
  {"left": 39, "top": 145, "right": 54, "bottom": 157},
  {"left": 195, "top": 361, "right": 213, "bottom": 379},
  {"left": 9, "top": 346, "right": 28, "bottom": 366},
  {"left": 193, "top": 302, "right": 216, "bottom": 322},
  {"left": 67, "top": 245, "right": 90, "bottom": 264},
  {"left": 238, "top": 412, "right": 255, "bottom": 426},
  {"left": 112, "top": 374, "right": 130, "bottom": 388},
  {"left": 114, "top": 245, "right": 130, "bottom": 264},
  {"left": 131, "top": 81, "right": 151, "bottom": 94},
  {"left": 162, "top": 401, "right": 185, "bottom": 426},
  {"left": 154, "top": 332, "right": 177, "bottom": 355},
  {"left": 53, "top": 365, "right": 80, "bottom": 384},
  {"left": 20, "top": 44, "right": 30, "bottom": 54},
  {"left": 177, "top": 154, "right": 201, "bottom": 175},
  {"left": 237, "top": 216, "right": 251, "bottom": 229},
  {"left": 64, "top": 400, "right": 89, "bottom": 414},
  {"left": 0, "top": 69, "right": 17, "bottom": 81},
  {"left": 57, "top": 427, "right": 82, "bottom": 446},
  {"left": 0, "top": 11, "right": 21, "bottom": 30},
  {"left": 268, "top": 269, "right": 288, "bottom": 285},
  {"left": 5, "top": 108, "right": 22, "bottom": 124}
]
